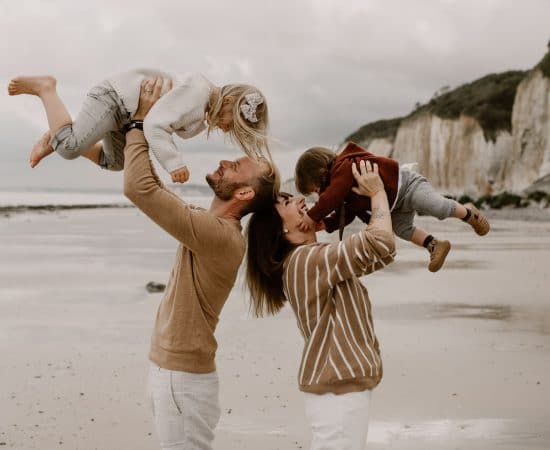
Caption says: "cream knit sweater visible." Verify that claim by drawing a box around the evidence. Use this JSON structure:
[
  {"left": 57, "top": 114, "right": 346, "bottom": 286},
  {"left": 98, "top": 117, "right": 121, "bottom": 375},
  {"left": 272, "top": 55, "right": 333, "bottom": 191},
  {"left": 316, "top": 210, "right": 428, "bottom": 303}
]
[{"left": 108, "top": 69, "right": 214, "bottom": 173}]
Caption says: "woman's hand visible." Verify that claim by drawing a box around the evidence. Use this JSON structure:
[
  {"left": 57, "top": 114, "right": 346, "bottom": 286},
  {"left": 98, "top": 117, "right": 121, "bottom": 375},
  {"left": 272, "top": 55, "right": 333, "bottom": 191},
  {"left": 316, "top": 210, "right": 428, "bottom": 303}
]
[
  {"left": 351, "top": 160, "right": 384, "bottom": 198},
  {"left": 132, "top": 77, "right": 171, "bottom": 121}
]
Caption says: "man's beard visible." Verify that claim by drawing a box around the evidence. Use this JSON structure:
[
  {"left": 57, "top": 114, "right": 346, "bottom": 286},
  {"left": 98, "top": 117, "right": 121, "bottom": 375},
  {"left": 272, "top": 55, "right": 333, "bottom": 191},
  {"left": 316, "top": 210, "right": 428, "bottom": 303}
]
[{"left": 205, "top": 174, "right": 246, "bottom": 201}]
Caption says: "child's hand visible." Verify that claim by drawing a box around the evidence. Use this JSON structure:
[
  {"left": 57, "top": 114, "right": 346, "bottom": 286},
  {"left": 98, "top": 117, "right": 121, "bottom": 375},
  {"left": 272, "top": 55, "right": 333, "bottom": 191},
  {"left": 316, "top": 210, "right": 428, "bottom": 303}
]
[
  {"left": 298, "top": 213, "right": 316, "bottom": 232},
  {"left": 171, "top": 166, "right": 190, "bottom": 183}
]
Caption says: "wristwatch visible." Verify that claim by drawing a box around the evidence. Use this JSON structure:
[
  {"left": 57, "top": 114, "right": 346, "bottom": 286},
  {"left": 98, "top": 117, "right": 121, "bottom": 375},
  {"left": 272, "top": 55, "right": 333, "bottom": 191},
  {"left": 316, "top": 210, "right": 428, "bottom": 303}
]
[{"left": 125, "top": 120, "right": 144, "bottom": 133}]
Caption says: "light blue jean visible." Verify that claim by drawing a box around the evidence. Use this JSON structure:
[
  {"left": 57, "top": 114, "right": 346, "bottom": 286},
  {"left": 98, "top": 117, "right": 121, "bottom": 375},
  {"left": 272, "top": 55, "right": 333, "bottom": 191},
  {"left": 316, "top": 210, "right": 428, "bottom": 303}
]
[
  {"left": 50, "top": 80, "right": 130, "bottom": 171},
  {"left": 391, "top": 168, "right": 458, "bottom": 241}
]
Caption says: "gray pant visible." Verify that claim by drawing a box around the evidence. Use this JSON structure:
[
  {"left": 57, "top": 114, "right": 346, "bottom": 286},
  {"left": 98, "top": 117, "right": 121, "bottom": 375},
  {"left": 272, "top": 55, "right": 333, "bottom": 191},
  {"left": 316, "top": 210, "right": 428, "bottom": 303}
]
[
  {"left": 391, "top": 168, "right": 457, "bottom": 241},
  {"left": 50, "top": 80, "right": 130, "bottom": 171},
  {"left": 148, "top": 364, "right": 221, "bottom": 450}
]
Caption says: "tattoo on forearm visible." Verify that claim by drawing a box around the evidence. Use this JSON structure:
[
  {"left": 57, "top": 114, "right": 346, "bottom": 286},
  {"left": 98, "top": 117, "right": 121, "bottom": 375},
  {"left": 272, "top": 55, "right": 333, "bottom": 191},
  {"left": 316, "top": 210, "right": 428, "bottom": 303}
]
[{"left": 371, "top": 207, "right": 388, "bottom": 219}]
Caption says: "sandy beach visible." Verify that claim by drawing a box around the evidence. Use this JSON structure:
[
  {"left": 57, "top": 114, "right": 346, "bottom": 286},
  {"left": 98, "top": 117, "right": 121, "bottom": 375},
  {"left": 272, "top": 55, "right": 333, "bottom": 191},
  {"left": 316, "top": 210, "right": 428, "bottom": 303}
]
[{"left": 1, "top": 208, "right": 549, "bottom": 450}]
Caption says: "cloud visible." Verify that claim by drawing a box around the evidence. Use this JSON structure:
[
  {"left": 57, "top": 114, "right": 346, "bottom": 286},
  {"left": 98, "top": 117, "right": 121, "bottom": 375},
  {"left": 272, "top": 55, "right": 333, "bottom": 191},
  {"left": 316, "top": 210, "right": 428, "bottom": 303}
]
[{"left": 0, "top": 0, "right": 548, "bottom": 189}]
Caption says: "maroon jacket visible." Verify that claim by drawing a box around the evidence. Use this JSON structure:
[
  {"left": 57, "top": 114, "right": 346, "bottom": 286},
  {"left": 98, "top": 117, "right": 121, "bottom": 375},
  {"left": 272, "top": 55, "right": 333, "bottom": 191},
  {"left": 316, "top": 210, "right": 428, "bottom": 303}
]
[{"left": 307, "top": 142, "right": 399, "bottom": 233}]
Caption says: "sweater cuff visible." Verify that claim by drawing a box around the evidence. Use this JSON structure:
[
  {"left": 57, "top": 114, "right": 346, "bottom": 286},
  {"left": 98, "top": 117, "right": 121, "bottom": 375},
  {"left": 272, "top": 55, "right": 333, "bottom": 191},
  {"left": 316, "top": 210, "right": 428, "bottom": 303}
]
[{"left": 125, "top": 129, "right": 146, "bottom": 144}]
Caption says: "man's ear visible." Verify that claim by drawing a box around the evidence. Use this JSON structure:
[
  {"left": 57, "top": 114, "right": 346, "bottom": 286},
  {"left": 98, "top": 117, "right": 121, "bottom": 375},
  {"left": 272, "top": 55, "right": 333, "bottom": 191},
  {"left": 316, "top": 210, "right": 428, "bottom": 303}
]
[{"left": 234, "top": 186, "right": 256, "bottom": 202}]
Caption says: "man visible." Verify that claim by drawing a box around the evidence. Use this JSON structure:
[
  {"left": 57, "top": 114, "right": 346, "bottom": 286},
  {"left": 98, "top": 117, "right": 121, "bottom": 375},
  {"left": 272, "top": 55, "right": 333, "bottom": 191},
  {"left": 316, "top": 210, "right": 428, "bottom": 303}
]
[{"left": 123, "top": 78, "right": 278, "bottom": 449}]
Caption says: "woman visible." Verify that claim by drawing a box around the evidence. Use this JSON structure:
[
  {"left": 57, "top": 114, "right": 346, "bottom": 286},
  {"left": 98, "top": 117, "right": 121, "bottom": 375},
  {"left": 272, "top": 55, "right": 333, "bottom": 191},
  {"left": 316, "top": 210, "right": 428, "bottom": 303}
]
[{"left": 246, "top": 160, "right": 395, "bottom": 450}]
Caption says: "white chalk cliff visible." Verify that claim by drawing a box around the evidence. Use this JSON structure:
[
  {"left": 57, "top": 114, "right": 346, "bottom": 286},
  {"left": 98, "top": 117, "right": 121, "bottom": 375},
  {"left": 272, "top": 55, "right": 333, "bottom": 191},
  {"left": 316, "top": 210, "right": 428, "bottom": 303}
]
[{"left": 352, "top": 65, "right": 550, "bottom": 196}]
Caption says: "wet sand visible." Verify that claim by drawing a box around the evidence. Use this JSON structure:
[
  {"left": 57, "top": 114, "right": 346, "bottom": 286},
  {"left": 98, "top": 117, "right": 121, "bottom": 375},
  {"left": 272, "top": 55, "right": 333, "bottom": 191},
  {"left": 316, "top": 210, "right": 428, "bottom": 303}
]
[{"left": 0, "top": 209, "right": 549, "bottom": 449}]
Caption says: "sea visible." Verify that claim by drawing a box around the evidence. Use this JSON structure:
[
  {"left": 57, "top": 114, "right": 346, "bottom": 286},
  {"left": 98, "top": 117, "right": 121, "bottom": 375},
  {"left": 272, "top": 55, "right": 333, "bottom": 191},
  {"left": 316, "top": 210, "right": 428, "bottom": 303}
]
[{"left": 0, "top": 184, "right": 214, "bottom": 210}]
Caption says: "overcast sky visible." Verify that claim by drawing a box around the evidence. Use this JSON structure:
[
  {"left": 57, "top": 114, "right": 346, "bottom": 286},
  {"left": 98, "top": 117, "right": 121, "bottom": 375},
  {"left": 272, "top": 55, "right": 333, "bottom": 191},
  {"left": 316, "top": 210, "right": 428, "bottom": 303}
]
[{"left": 0, "top": 0, "right": 548, "bottom": 191}]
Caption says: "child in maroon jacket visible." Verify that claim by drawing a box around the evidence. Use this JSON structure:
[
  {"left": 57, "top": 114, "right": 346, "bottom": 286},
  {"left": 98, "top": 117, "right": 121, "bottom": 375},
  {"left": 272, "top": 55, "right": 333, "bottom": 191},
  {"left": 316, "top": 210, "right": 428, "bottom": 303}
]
[{"left": 295, "top": 142, "right": 490, "bottom": 272}]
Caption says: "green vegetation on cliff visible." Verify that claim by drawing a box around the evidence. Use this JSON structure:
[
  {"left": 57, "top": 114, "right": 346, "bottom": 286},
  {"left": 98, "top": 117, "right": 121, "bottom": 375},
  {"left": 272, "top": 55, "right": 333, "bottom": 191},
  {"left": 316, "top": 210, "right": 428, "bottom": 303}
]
[
  {"left": 344, "top": 70, "right": 526, "bottom": 144},
  {"left": 344, "top": 117, "right": 403, "bottom": 144},
  {"left": 537, "top": 49, "right": 550, "bottom": 78},
  {"left": 419, "top": 70, "right": 526, "bottom": 142},
  {"left": 349, "top": 54, "right": 550, "bottom": 145}
]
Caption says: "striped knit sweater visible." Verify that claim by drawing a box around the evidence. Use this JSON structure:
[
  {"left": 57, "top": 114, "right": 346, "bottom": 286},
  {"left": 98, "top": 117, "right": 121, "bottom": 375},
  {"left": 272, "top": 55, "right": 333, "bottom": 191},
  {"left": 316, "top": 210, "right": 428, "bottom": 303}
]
[{"left": 282, "top": 226, "right": 395, "bottom": 395}]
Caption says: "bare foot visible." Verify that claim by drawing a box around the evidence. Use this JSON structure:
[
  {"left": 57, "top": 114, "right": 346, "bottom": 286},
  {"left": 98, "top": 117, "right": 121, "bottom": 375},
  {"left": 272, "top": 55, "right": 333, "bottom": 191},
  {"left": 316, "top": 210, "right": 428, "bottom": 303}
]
[
  {"left": 8, "top": 76, "right": 57, "bottom": 97},
  {"left": 30, "top": 132, "right": 54, "bottom": 168}
]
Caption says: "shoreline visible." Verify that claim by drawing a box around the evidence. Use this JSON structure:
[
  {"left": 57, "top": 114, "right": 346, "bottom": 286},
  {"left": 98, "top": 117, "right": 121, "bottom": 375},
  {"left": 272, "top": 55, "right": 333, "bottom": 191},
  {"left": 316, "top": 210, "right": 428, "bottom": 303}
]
[
  {"left": 2, "top": 203, "right": 549, "bottom": 222},
  {"left": 0, "top": 203, "right": 134, "bottom": 215}
]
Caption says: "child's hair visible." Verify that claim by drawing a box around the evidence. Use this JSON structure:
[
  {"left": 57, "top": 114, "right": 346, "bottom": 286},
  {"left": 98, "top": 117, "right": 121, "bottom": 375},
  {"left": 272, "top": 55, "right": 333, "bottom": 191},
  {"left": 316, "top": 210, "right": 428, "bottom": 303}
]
[
  {"left": 294, "top": 147, "right": 336, "bottom": 195},
  {"left": 207, "top": 84, "right": 270, "bottom": 161}
]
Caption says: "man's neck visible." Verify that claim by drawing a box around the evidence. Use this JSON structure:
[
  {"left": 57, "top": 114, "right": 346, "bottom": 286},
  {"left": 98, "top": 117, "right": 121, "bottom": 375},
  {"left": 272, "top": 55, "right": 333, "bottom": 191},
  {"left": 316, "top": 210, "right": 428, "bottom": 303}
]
[{"left": 208, "top": 196, "right": 243, "bottom": 221}]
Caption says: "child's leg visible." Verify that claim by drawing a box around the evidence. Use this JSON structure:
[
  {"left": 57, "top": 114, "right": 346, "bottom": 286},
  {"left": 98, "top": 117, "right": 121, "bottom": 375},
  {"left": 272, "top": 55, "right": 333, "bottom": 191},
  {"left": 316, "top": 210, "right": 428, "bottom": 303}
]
[
  {"left": 392, "top": 208, "right": 451, "bottom": 272},
  {"left": 49, "top": 83, "right": 129, "bottom": 168},
  {"left": 29, "top": 132, "right": 55, "bottom": 168},
  {"left": 405, "top": 178, "right": 458, "bottom": 223},
  {"left": 100, "top": 130, "right": 126, "bottom": 171},
  {"left": 10, "top": 76, "right": 127, "bottom": 169},
  {"left": 8, "top": 76, "right": 72, "bottom": 134},
  {"left": 30, "top": 132, "right": 103, "bottom": 168},
  {"left": 406, "top": 178, "right": 489, "bottom": 235},
  {"left": 453, "top": 202, "right": 469, "bottom": 219},
  {"left": 410, "top": 227, "right": 430, "bottom": 248}
]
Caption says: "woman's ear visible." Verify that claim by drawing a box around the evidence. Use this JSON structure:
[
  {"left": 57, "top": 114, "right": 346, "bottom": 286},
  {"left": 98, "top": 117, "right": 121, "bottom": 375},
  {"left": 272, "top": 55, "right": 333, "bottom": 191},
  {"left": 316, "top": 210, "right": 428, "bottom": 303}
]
[{"left": 222, "top": 95, "right": 235, "bottom": 105}]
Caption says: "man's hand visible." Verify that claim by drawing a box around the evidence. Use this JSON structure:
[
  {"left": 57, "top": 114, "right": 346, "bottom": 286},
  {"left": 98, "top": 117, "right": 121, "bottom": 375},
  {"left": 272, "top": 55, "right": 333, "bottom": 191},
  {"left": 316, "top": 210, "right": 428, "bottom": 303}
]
[
  {"left": 132, "top": 77, "right": 172, "bottom": 121},
  {"left": 298, "top": 213, "right": 317, "bottom": 232},
  {"left": 170, "top": 166, "right": 190, "bottom": 184}
]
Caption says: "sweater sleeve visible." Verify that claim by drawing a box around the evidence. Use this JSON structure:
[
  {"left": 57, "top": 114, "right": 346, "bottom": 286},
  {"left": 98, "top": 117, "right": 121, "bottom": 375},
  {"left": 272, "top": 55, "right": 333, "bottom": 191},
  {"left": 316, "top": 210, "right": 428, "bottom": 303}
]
[
  {"left": 123, "top": 130, "right": 238, "bottom": 256},
  {"left": 143, "top": 81, "right": 207, "bottom": 174},
  {"left": 307, "top": 159, "right": 355, "bottom": 223},
  {"left": 313, "top": 225, "right": 395, "bottom": 288}
]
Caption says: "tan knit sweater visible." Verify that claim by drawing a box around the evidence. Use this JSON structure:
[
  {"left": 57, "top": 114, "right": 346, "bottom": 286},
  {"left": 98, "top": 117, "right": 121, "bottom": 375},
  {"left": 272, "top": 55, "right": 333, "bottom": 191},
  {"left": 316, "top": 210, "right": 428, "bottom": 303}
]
[
  {"left": 283, "top": 226, "right": 395, "bottom": 394},
  {"left": 123, "top": 130, "right": 245, "bottom": 373}
]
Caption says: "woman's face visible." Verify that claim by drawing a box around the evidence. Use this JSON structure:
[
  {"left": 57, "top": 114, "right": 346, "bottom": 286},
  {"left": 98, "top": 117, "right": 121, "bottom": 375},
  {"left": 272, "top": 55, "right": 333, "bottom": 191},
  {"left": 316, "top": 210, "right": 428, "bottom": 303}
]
[
  {"left": 275, "top": 194, "right": 316, "bottom": 244},
  {"left": 217, "top": 96, "right": 236, "bottom": 132}
]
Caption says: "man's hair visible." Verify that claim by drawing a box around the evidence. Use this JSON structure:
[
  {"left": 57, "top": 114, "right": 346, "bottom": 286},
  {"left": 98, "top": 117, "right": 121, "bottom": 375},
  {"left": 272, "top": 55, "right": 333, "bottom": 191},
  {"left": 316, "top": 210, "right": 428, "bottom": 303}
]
[
  {"left": 241, "top": 159, "right": 280, "bottom": 216},
  {"left": 294, "top": 147, "right": 336, "bottom": 195}
]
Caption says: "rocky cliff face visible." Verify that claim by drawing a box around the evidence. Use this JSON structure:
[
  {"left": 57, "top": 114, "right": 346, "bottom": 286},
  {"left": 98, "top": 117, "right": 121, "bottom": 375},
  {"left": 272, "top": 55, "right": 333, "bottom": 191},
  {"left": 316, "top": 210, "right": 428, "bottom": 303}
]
[{"left": 351, "top": 63, "right": 550, "bottom": 196}]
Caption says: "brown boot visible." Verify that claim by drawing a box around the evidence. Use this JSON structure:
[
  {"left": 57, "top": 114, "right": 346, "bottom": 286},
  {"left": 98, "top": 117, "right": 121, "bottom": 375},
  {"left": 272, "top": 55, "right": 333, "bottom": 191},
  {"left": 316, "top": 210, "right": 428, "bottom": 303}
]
[
  {"left": 464, "top": 203, "right": 490, "bottom": 236},
  {"left": 427, "top": 239, "right": 451, "bottom": 272}
]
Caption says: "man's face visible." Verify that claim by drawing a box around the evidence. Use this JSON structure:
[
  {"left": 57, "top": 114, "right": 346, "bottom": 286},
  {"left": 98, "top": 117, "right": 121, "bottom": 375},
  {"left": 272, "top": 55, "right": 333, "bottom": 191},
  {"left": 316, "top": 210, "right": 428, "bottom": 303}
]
[{"left": 206, "top": 157, "right": 265, "bottom": 200}]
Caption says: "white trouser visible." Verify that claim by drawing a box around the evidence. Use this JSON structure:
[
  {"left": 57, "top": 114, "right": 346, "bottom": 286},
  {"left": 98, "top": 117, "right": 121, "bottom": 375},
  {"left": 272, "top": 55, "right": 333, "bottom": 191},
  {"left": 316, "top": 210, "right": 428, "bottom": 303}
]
[
  {"left": 304, "top": 390, "right": 372, "bottom": 450},
  {"left": 148, "top": 364, "right": 221, "bottom": 450}
]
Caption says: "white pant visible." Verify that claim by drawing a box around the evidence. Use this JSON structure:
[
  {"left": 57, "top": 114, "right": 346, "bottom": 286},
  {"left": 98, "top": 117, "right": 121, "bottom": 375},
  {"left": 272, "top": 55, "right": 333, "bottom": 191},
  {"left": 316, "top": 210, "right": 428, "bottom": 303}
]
[
  {"left": 304, "top": 390, "right": 372, "bottom": 450},
  {"left": 148, "top": 364, "right": 221, "bottom": 450}
]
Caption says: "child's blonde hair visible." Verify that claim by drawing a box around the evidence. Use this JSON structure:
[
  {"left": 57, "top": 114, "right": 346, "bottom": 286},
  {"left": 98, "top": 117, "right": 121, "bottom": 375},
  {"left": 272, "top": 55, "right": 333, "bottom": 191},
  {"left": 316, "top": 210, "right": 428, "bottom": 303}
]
[{"left": 206, "top": 84, "right": 270, "bottom": 160}]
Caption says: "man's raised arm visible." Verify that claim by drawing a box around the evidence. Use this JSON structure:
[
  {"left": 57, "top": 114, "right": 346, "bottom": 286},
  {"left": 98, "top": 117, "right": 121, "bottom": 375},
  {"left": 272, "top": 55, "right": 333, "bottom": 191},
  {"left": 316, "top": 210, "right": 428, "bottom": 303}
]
[{"left": 123, "top": 78, "right": 232, "bottom": 256}]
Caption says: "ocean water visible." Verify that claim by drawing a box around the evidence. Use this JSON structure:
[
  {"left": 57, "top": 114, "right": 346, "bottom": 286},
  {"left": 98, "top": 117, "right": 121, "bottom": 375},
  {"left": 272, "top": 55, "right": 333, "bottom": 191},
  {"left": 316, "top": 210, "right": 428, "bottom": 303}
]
[{"left": 0, "top": 184, "right": 213, "bottom": 209}]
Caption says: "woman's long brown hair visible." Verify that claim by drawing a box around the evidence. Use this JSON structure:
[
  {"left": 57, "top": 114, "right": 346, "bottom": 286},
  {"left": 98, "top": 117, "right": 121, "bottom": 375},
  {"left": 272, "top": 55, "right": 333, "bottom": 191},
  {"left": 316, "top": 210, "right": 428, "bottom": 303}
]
[{"left": 245, "top": 195, "right": 297, "bottom": 317}]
